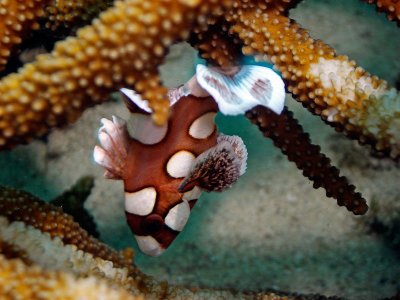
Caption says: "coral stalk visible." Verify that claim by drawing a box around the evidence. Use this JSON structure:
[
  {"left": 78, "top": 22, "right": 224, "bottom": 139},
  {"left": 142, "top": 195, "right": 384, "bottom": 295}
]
[
  {"left": 0, "top": 255, "right": 142, "bottom": 300},
  {"left": 0, "top": 186, "right": 127, "bottom": 268},
  {"left": 246, "top": 106, "right": 368, "bottom": 215},
  {"left": 0, "top": 0, "right": 49, "bottom": 71},
  {"left": 0, "top": 186, "right": 338, "bottom": 299},
  {"left": 365, "top": 0, "right": 400, "bottom": 25},
  {"left": 226, "top": 4, "right": 400, "bottom": 159},
  {"left": 0, "top": 0, "right": 234, "bottom": 149},
  {"left": 43, "top": 0, "right": 114, "bottom": 30}
]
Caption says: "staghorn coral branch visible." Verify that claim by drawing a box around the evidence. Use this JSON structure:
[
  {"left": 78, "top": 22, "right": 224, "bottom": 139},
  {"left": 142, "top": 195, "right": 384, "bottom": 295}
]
[
  {"left": 189, "top": 10, "right": 368, "bottom": 216},
  {"left": 0, "top": 0, "right": 398, "bottom": 158},
  {"left": 246, "top": 106, "right": 368, "bottom": 215},
  {"left": 43, "top": 0, "right": 114, "bottom": 31},
  {"left": 0, "top": 216, "right": 144, "bottom": 292},
  {"left": 364, "top": 0, "right": 400, "bottom": 25},
  {"left": 0, "top": 186, "right": 340, "bottom": 300},
  {"left": 0, "top": 186, "right": 158, "bottom": 294},
  {"left": 190, "top": 20, "right": 243, "bottom": 67},
  {"left": 225, "top": 3, "right": 400, "bottom": 160},
  {"left": 189, "top": 0, "right": 302, "bottom": 66},
  {"left": 0, "top": 255, "right": 143, "bottom": 300},
  {"left": 0, "top": 186, "right": 128, "bottom": 269},
  {"left": 0, "top": 0, "right": 236, "bottom": 150},
  {"left": 0, "top": 0, "right": 115, "bottom": 75},
  {"left": 1, "top": 253, "right": 337, "bottom": 300},
  {"left": 0, "top": 0, "right": 50, "bottom": 72},
  {"left": 274, "top": 0, "right": 305, "bottom": 13}
]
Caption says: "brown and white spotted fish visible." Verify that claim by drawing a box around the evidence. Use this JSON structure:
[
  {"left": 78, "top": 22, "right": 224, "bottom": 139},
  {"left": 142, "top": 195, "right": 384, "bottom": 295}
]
[{"left": 94, "top": 65, "right": 285, "bottom": 256}]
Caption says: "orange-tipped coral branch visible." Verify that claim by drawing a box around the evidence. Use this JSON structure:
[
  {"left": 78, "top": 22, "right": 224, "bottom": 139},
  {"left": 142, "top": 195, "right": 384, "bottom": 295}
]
[
  {"left": 43, "top": 0, "right": 114, "bottom": 31},
  {"left": 0, "top": 0, "right": 235, "bottom": 149},
  {"left": 365, "top": 0, "right": 400, "bottom": 25},
  {"left": 0, "top": 0, "right": 399, "bottom": 162},
  {"left": 190, "top": 21, "right": 242, "bottom": 68},
  {"left": 0, "top": 0, "right": 50, "bottom": 71},
  {"left": 225, "top": 4, "right": 400, "bottom": 159},
  {"left": 0, "top": 186, "right": 130, "bottom": 269},
  {"left": 0, "top": 186, "right": 339, "bottom": 299},
  {"left": 0, "top": 0, "right": 115, "bottom": 74},
  {"left": 0, "top": 255, "right": 142, "bottom": 300}
]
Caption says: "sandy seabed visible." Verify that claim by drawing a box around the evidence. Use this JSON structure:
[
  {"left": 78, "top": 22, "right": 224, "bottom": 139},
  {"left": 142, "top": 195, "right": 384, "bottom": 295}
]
[{"left": 0, "top": 1, "right": 399, "bottom": 299}]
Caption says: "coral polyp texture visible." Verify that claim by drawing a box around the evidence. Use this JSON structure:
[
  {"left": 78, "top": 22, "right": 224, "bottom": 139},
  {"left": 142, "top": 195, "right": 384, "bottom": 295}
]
[
  {"left": 43, "top": 0, "right": 114, "bottom": 30},
  {"left": 0, "top": 255, "right": 144, "bottom": 300},
  {"left": 0, "top": 0, "right": 398, "bottom": 161},
  {"left": 0, "top": 186, "right": 130, "bottom": 269},
  {"left": 0, "top": 186, "right": 339, "bottom": 300},
  {"left": 246, "top": 106, "right": 368, "bottom": 215},
  {"left": 0, "top": 0, "right": 114, "bottom": 72},
  {"left": 365, "top": 0, "right": 400, "bottom": 24},
  {"left": 0, "top": 0, "right": 399, "bottom": 297},
  {"left": 0, "top": 0, "right": 233, "bottom": 149},
  {"left": 225, "top": 3, "right": 400, "bottom": 159},
  {"left": 0, "top": 0, "right": 48, "bottom": 70}
]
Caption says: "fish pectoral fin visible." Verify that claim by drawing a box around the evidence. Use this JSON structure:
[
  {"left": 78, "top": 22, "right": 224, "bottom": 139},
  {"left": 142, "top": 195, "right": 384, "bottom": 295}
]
[
  {"left": 196, "top": 64, "right": 286, "bottom": 115},
  {"left": 93, "top": 115, "right": 130, "bottom": 180},
  {"left": 178, "top": 178, "right": 197, "bottom": 193},
  {"left": 181, "top": 135, "right": 248, "bottom": 192}
]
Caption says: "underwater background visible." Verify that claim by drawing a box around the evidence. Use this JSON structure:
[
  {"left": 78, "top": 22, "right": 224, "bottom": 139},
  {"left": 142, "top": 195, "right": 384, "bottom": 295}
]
[{"left": 0, "top": 0, "right": 399, "bottom": 299}]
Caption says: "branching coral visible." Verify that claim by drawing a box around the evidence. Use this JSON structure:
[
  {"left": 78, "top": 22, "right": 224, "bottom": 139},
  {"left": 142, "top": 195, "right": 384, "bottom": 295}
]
[
  {"left": 43, "top": 0, "right": 114, "bottom": 31},
  {"left": 0, "top": 186, "right": 160, "bottom": 294},
  {"left": 0, "top": 0, "right": 399, "bottom": 297},
  {"left": 0, "top": 186, "right": 341, "bottom": 299},
  {"left": 0, "top": 255, "right": 142, "bottom": 300},
  {"left": 225, "top": 3, "right": 400, "bottom": 159},
  {"left": 189, "top": 6, "right": 369, "bottom": 215},
  {"left": 246, "top": 106, "right": 368, "bottom": 215},
  {"left": 0, "top": 0, "right": 48, "bottom": 70},
  {"left": 0, "top": 0, "right": 235, "bottom": 149},
  {"left": 0, "top": 0, "right": 398, "bottom": 161},
  {"left": 0, "top": 186, "right": 128, "bottom": 268},
  {"left": 0, "top": 0, "right": 114, "bottom": 72},
  {"left": 365, "top": 0, "right": 400, "bottom": 25}
]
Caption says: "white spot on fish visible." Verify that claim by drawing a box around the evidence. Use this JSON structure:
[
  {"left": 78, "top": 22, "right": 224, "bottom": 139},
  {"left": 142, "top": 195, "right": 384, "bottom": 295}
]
[
  {"left": 189, "top": 112, "right": 216, "bottom": 139},
  {"left": 128, "top": 113, "right": 168, "bottom": 144},
  {"left": 165, "top": 200, "right": 190, "bottom": 231},
  {"left": 125, "top": 187, "right": 157, "bottom": 216},
  {"left": 166, "top": 150, "right": 196, "bottom": 178},
  {"left": 134, "top": 235, "right": 165, "bottom": 257}
]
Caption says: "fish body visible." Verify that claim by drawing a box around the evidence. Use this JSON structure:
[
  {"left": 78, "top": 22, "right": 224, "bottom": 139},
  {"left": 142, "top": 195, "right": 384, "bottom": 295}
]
[
  {"left": 121, "top": 93, "right": 219, "bottom": 256},
  {"left": 94, "top": 65, "right": 285, "bottom": 256}
]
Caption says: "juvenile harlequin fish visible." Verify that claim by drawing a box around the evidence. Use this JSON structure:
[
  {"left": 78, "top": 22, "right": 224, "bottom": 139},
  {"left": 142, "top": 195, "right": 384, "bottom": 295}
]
[{"left": 94, "top": 65, "right": 285, "bottom": 256}]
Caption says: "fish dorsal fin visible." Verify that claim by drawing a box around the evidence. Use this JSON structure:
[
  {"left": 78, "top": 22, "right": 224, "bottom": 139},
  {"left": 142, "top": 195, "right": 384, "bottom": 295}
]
[
  {"left": 120, "top": 87, "right": 184, "bottom": 114},
  {"left": 120, "top": 88, "right": 152, "bottom": 113}
]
